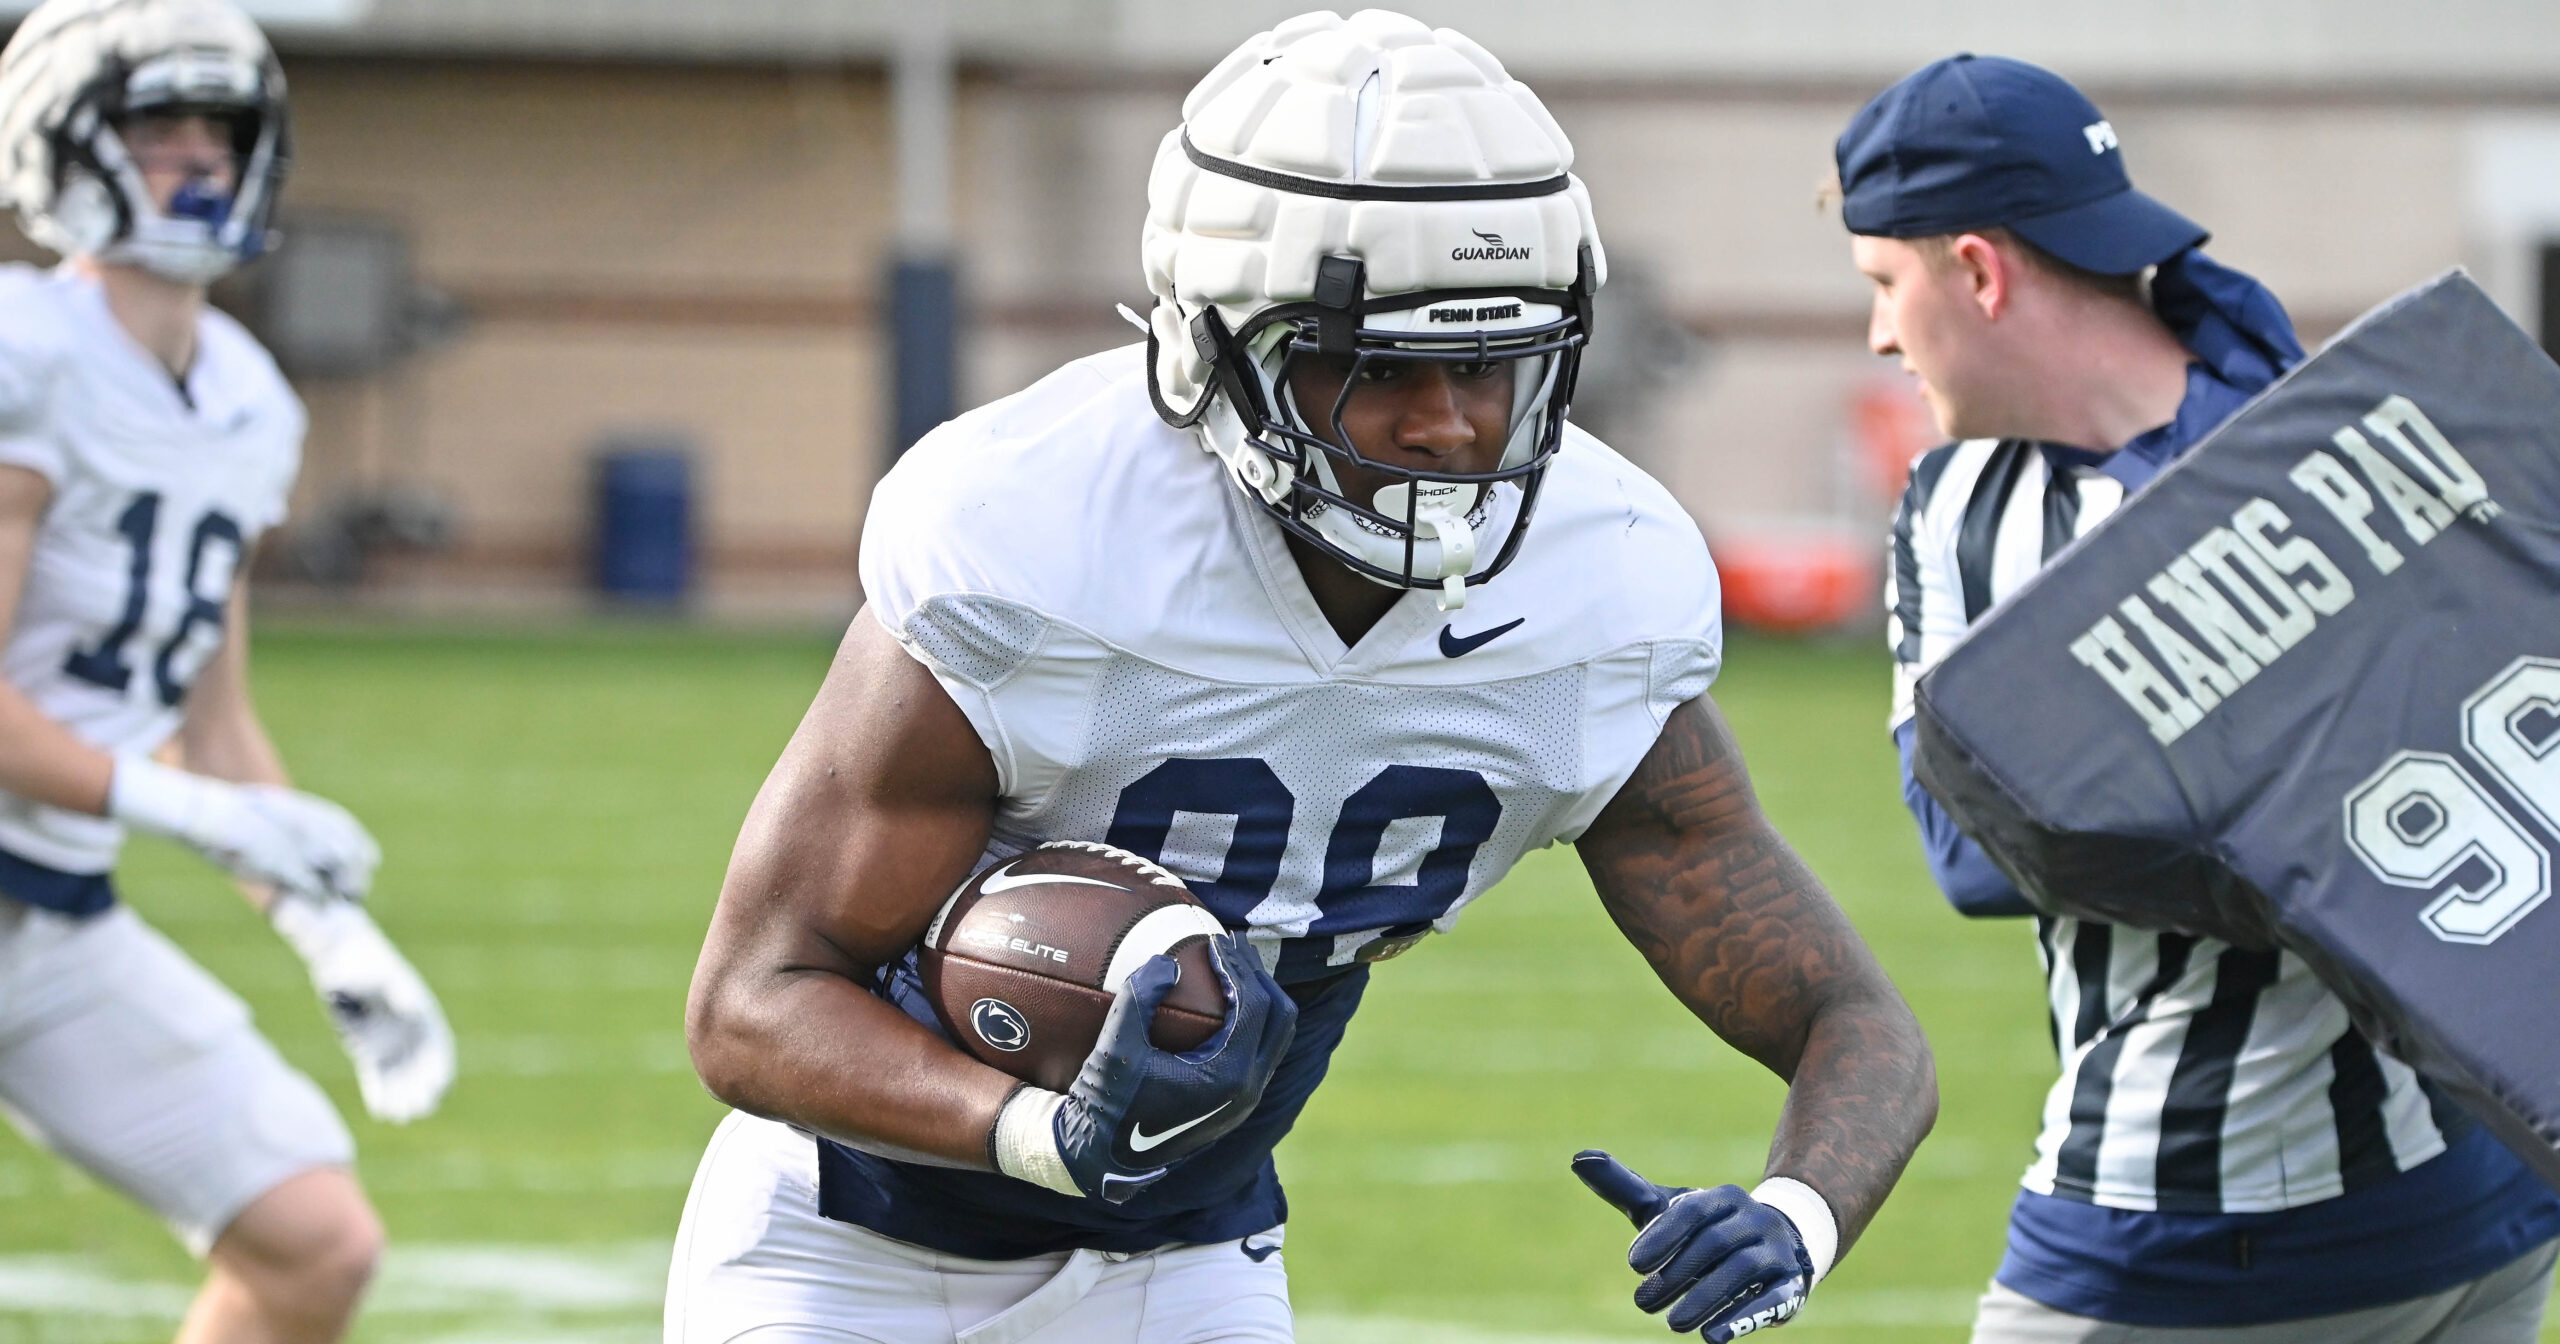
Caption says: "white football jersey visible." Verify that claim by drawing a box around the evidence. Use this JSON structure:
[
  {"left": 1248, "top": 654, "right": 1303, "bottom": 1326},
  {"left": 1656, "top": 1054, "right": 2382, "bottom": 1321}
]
[
  {"left": 861, "top": 345, "right": 1721, "bottom": 981},
  {"left": 0, "top": 265, "right": 303, "bottom": 875}
]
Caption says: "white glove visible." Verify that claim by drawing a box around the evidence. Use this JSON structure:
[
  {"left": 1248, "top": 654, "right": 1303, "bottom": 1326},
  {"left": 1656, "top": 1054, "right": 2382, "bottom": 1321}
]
[
  {"left": 272, "top": 895, "right": 455, "bottom": 1123},
  {"left": 109, "top": 757, "right": 381, "bottom": 901}
]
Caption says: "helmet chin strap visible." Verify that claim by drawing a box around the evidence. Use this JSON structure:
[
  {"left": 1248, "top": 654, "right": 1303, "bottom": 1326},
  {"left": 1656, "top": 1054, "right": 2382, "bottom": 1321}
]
[{"left": 1199, "top": 394, "right": 1296, "bottom": 506}]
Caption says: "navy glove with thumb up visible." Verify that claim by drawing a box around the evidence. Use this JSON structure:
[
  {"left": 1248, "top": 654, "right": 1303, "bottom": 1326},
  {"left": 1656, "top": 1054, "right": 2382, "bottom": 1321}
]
[{"left": 1574, "top": 1150, "right": 1834, "bottom": 1340}]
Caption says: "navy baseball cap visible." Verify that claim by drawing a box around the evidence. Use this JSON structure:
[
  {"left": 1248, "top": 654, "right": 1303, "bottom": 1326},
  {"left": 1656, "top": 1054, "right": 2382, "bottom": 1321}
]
[{"left": 1835, "top": 54, "right": 2206, "bottom": 275}]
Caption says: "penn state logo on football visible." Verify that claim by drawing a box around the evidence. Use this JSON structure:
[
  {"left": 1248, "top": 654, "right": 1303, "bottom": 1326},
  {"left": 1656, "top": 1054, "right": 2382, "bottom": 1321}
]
[
  {"left": 970, "top": 998, "right": 1031, "bottom": 1053},
  {"left": 919, "top": 842, "right": 1228, "bottom": 1090}
]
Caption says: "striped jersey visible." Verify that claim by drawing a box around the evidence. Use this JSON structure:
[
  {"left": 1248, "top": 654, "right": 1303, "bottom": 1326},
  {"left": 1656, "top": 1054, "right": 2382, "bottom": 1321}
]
[{"left": 1888, "top": 430, "right": 2463, "bottom": 1215}]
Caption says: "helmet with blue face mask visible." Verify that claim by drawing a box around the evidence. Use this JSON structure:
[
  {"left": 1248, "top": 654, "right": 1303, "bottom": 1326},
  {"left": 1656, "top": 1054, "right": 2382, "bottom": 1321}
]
[
  {"left": 0, "top": 0, "right": 288, "bottom": 284},
  {"left": 1140, "top": 9, "right": 1604, "bottom": 611}
]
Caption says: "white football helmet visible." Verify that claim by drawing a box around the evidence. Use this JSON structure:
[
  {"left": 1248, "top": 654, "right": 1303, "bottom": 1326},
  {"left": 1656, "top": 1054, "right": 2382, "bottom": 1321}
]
[
  {"left": 0, "top": 0, "right": 288, "bottom": 283},
  {"left": 1142, "top": 9, "right": 1604, "bottom": 610}
]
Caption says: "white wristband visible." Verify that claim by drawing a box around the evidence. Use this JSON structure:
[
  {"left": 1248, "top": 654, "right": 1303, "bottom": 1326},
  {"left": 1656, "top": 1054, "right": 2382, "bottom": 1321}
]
[
  {"left": 1750, "top": 1176, "right": 1840, "bottom": 1286},
  {"left": 105, "top": 756, "right": 216, "bottom": 840},
  {"left": 992, "top": 1087, "right": 1080, "bottom": 1197}
]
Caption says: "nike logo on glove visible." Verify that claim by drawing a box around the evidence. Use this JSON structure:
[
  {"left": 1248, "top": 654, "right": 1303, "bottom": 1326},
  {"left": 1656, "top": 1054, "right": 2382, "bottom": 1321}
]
[
  {"left": 980, "top": 860, "right": 1128, "bottom": 896},
  {"left": 1128, "top": 1102, "right": 1230, "bottom": 1152},
  {"left": 1438, "top": 618, "right": 1524, "bottom": 658},
  {"left": 1099, "top": 1169, "right": 1166, "bottom": 1199}
]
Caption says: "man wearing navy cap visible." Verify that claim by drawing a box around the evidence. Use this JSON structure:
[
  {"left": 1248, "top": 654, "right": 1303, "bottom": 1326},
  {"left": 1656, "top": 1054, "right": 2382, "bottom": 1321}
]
[{"left": 1842, "top": 54, "right": 2560, "bottom": 1343}]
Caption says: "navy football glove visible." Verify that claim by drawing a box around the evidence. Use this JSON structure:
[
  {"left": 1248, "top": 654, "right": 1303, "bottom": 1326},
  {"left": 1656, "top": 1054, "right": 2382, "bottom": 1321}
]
[
  {"left": 1574, "top": 1151, "right": 1815, "bottom": 1340},
  {"left": 995, "top": 933, "right": 1297, "bottom": 1202}
]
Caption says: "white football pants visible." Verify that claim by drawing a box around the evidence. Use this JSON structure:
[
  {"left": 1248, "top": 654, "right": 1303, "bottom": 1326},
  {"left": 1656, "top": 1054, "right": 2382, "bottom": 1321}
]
[
  {"left": 665, "top": 1111, "right": 1295, "bottom": 1344},
  {"left": 0, "top": 899, "right": 354, "bottom": 1254}
]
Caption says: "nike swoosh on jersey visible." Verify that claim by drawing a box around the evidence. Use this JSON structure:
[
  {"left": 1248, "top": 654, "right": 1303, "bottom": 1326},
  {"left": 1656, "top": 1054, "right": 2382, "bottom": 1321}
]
[
  {"left": 979, "top": 860, "right": 1128, "bottom": 897},
  {"left": 1127, "top": 1101, "right": 1231, "bottom": 1152},
  {"left": 1240, "top": 1237, "right": 1281, "bottom": 1262},
  {"left": 1438, "top": 618, "right": 1525, "bottom": 658}
]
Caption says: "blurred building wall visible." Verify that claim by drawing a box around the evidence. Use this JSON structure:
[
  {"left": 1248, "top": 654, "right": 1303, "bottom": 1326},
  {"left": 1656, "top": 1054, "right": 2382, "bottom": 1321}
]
[
  {"left": 9, "top": 3, "right": 2547, "bottom": 612},
  {"left": 272, "top": 60, "right": 888, "bottom": 608}
]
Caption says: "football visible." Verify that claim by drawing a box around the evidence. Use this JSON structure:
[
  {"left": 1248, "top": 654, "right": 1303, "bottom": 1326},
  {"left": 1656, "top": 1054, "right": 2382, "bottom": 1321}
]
[{"left": 918, "top": 841, "right": 1232, "bottom": 1092}]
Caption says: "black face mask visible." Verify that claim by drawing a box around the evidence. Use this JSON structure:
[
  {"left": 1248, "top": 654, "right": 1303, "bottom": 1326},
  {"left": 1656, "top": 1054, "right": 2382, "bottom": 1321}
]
[{"left": 1147, "top": 249, "right": 1600, "bottom": 603}]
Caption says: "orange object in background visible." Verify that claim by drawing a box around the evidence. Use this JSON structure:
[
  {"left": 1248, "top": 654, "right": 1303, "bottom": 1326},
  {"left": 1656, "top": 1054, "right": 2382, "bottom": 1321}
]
[
  {"left": 1713, "top": 528, "right": 1875, "bottom": 634},
  {"left": 1705, "top": 376, "right": 1927, "bottom": 635},
  {"left": 1851, "top": 374, "right": 1941, "bottom": 501}
]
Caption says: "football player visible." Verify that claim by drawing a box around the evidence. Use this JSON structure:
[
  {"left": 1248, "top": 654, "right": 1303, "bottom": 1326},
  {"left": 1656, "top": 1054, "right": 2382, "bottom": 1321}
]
[
  {"left": 1851, "top": 56, "right": 2560, "bottom": 1343},
  {"left": 0, "top": 2, "right": 453, "bottom": 1340},
  {"left": 672, "top": 10, "right": 1935, "bottom": 1343}
]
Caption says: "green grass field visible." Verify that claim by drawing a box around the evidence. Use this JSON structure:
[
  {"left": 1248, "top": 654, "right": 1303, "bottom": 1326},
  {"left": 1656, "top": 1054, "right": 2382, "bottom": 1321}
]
[{"left": 0, "top": 623, "right": 2500, "bottom": 1342}]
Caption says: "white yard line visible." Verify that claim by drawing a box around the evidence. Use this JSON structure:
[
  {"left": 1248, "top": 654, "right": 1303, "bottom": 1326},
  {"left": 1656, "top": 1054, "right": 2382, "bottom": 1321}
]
[
  {"left": 0, "top": 1243, "right": 1978, "bottom": 1338},
  {"left": 1294, "top": 1316, "right": 1650, "bottom": 1343},
  {"left": 366, "top": 1243, "right": 669, "bottom": 1313},
  {"left": 1294, "top": 1288, "right": 1980, "bottom": 1342},
  {"left": 0, "top": 1242, "right": 666, "bottom": 1323},
  {"left": 406, "top": 1329, "right": 660, "bottom": 1344},
  {"left": 0, "top": 1257, "right": 194, "bottom": 1316}
]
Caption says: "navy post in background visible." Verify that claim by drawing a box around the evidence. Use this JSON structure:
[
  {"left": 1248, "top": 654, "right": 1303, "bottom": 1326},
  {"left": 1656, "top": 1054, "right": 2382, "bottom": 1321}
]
[
  {"left": 1913, "top": 271, "right": 2560, "bottom": 1188},
  {"left": 887, "top": 4, "right": 957, "bottom": 460},
  {"left": 890, "top": 259, "right": 957, "bottom": 458}
]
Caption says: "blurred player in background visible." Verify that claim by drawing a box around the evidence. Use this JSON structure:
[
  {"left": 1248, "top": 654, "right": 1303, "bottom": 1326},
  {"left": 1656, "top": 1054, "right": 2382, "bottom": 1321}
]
[
  {"left": 0, "top": 1, "right": 453, "bottom": 1340},
  {"left": 673, "top": 9, "right": 1934, "bottom": 1343},
  {"left": 1852, "top": 54, "right": 2560, "bottom": 1343}
]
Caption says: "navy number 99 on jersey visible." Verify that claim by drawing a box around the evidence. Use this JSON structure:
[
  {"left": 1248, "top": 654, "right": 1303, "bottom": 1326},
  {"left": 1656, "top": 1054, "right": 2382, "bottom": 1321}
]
[{"left": 1105, "top": 758, "right": 1499, "bottom": 982}]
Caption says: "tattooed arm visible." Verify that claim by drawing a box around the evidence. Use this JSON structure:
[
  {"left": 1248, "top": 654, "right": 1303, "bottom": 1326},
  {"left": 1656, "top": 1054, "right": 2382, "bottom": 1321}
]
[{"left": 1575, "top": 694, "right": 1936, "bottom": 1252}]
